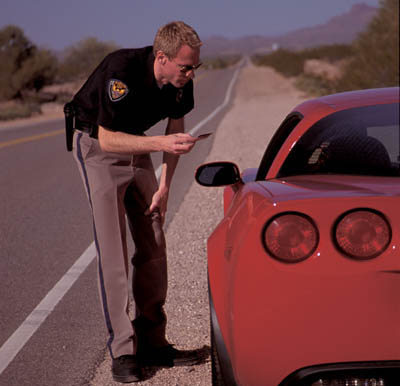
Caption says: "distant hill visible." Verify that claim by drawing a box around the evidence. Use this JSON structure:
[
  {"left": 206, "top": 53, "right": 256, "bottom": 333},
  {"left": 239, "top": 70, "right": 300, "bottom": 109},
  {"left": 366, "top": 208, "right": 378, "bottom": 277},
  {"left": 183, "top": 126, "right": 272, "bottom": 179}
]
[{"left": 201, "top": 3, "right": 378, "bottom": 57}]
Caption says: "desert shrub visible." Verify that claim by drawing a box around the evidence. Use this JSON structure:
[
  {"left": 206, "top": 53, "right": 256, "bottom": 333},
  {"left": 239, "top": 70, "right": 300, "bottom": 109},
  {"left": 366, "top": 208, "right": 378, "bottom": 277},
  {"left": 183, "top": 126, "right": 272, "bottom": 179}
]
[
  {"left": 0, "top": 102, "right": 41, "bottom": 120},
  {"left": 0, "top": 25, "right": 58, "bottom": 101},
  {"left": 203, "top": 54, "right": 242, "bottom": 69},
  {"left": 252, "top": 0, "right": 398, "bottom": 93},
  {"left": 58, "top": 37, "right": 120, "bottom": 82},
  {"left": 335, "top": 0, "right": 399, "bottom": 91},
  {"left": 252, "top": 44, "right": 353, "bottom": 78},
  {"left": 295, "top": 74, "right": 337, "bottom": 96},
  {"left": 252, "top": 49, "right": 305, "bottom": 77},
  {"left": 302, "top": 44, "right": 354, "bottom": 62}
]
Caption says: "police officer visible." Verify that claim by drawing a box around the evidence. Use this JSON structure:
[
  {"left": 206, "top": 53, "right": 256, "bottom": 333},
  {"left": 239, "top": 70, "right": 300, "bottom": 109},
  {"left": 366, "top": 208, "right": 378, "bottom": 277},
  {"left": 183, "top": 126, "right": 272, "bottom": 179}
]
[{"left": 68, "top": 21, "right": 202, "bottom": 383}]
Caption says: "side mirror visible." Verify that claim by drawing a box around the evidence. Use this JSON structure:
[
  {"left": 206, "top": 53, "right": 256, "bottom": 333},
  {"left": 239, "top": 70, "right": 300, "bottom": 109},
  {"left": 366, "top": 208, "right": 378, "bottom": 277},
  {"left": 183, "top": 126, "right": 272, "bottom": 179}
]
[{"left": 195, "top": 162, "right": 241, "bottom": 187}]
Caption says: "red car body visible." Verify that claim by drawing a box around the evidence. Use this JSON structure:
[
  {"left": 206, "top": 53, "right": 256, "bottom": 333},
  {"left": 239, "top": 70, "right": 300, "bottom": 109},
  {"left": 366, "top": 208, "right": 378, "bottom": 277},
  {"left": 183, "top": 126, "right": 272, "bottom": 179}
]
[{"left": 196, "top": 87, "right": 400, "bottom": 385}]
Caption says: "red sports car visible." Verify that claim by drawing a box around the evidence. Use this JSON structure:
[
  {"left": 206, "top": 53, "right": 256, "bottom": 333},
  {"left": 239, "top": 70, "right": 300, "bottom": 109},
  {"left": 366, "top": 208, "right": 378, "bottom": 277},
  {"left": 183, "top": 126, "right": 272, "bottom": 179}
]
[{"left": 195, "top": 87, "right": 400, "bottom": 386}]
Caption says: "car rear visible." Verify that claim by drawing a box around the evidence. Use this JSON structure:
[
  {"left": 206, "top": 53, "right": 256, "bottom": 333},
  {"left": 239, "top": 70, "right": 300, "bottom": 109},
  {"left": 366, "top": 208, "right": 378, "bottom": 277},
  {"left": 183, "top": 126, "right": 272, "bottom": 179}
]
[{"left": 218, "top": 177, "right": 400, "bottom": 385}]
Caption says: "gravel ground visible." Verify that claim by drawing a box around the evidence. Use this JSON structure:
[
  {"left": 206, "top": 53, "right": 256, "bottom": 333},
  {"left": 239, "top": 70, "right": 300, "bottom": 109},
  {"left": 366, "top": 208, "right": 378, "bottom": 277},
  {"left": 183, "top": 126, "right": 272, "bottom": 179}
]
[{"left": 89, "top": 63, "right": 307, "bottom": 386}]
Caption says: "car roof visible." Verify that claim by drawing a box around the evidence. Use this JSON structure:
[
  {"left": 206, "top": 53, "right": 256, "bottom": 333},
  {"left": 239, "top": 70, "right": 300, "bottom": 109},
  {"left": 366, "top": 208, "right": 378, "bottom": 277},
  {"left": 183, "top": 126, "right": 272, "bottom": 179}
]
[{"left": 294, "top": 87, "right": 400, "bottom": 117}]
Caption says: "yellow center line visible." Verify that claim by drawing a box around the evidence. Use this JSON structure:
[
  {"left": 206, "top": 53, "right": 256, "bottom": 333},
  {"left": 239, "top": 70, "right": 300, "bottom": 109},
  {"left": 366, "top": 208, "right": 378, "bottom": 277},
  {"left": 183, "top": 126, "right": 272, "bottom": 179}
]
[{"left": 0, "top": 129, "right": 64, "bottom": 150}]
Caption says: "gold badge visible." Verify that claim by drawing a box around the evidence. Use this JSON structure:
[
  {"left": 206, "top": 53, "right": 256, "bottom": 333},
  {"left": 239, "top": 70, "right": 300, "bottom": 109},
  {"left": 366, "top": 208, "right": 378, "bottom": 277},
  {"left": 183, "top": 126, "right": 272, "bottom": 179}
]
[{"left": 108, "top": 79, "right": 129, "bottom": 102}]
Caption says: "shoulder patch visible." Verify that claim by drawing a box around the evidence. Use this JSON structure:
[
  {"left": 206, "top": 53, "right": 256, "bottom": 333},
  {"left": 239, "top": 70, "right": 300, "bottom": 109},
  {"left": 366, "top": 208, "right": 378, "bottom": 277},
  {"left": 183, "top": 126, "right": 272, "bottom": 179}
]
[{"left": 108, "top": 79, "right": 129, "bottom": 102}]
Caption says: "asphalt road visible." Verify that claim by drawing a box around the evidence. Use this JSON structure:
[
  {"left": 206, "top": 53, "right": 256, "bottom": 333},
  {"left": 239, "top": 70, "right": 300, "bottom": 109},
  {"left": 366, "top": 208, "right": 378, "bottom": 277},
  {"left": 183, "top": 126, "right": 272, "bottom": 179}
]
[{"left": 0, "top": 65, "right": 240, "bottom": 386}]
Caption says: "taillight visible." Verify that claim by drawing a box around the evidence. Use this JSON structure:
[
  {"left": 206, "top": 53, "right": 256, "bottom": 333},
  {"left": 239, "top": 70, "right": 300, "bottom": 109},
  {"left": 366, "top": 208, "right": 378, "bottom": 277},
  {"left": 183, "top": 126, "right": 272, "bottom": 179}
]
[
  {"left": 262, "top": 212, "right": 318, "bottom": 263},
  {"left": 334, "top": 209, "right": 391, "bottom": 260}
]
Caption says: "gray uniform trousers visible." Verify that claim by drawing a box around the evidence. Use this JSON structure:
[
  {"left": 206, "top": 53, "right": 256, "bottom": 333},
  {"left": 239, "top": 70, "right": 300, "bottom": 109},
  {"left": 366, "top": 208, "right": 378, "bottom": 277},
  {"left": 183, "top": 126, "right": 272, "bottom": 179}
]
[{"left": 73, "top": 132, "right": 169, "bottom": 359}]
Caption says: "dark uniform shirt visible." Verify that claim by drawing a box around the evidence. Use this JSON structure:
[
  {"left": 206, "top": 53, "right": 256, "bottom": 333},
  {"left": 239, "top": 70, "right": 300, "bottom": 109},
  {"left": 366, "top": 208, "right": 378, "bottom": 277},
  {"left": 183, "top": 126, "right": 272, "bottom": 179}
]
[{"left": 72, "top": 46, "right": 194, "bottom": 135}]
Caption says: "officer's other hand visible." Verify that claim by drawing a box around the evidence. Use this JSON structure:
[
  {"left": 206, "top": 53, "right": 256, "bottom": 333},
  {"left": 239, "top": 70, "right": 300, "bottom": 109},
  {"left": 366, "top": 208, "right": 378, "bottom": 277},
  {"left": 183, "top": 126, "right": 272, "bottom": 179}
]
[
  {"left": 163, "top": 133, "right": 199, "bottom": 155},
  {"left": 146, "top": 186, "right": 169, "bottom": 225}
]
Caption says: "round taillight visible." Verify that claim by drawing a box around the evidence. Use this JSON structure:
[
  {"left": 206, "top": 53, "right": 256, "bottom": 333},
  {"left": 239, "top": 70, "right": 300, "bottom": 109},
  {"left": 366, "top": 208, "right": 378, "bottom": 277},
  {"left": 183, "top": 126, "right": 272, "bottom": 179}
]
[
  {"left": 334, "top": 209, "right": 391, "bottom": 260},
  {"left": 263, "top": 213, "right": 318, "bottom": 263}
]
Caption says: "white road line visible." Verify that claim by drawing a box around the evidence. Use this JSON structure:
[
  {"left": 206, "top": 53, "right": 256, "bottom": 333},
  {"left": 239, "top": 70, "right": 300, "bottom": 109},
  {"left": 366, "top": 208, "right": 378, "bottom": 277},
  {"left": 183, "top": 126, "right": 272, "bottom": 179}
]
[
  {"left": 187, "top": 63, "right": 241, "bottom": 137},
  {"left": 0, "top": 243, "right": 96, "bottom": 374},
  {"left": 155, "top": 62, "right": 242, "bottom": 178},
  {"left": 0, "top": 63, "right": 242, "bottom": 375}
]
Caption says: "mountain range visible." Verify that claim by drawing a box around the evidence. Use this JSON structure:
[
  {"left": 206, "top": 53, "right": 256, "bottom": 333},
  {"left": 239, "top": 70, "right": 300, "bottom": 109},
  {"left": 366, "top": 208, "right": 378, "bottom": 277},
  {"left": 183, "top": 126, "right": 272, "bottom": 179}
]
[{"left": 201, "top": 3, "right": 378, "bottom": 57}]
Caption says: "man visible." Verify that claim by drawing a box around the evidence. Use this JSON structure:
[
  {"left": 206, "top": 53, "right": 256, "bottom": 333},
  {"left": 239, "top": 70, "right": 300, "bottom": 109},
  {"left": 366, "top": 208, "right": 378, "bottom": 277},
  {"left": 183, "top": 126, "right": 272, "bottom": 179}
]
[{"left": 67, "top": 21, "right": 202, "bottom": 383}]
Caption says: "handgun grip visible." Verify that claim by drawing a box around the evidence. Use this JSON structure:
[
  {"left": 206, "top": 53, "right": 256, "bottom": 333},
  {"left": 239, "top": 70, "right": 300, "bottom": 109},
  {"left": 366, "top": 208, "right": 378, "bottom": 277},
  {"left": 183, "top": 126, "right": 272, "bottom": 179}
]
[{"left": 64, "top": 102, "right": 75, "bottom": 151}]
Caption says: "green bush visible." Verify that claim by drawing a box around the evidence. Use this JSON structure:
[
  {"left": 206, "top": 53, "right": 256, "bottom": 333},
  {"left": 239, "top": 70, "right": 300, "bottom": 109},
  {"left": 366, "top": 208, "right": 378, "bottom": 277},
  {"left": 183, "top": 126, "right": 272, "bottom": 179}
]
[
  {"left": 295, "top": 74, "right": 337, "bottom": 96},
  {"left": 252, "top": 49, "right": 305, "bottom": 77},
  {"left": 302, "top": 44, "right": 354, "bottom": 62},
  {"left": 252, "top": 0, "right": 398, "bottom": 94},
  {"left": 335, "top": 0, "right": 399, "bottom": 91},
  {"left": 0, "top": 25, "right": 58, "bottom": 101},
  {"left": 252, "top": 45, "right": 353, "bottom": 78},
  {"left": 253, "top": 0, "right": 399, "bottom": 94},
  {"left": 203, "top": 54, "right": 242, "bottom": 70},
  {"left": 58, "top": 37, "right": 120, "bottom": 82},
  {"left": 0, "top": 102, "right": 41, "bottom": 121}
]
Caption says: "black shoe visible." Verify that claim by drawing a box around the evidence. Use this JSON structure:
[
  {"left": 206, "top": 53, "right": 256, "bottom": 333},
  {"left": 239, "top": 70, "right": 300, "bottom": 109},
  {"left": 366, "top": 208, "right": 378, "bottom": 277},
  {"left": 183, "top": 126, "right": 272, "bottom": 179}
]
[
  {"left": 137, "top": 344, "right": 205, "bottom": 368},
  {"left": 112, "top": 355, "right": 142, "bottom": 383}
]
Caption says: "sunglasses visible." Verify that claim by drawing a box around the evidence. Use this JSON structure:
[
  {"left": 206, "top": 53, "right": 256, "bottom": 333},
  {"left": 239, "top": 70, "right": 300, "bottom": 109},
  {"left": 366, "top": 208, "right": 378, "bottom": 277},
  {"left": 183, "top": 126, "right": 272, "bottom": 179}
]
[{"left": 172, "top": 60, "right": 202, "bottom": 74}]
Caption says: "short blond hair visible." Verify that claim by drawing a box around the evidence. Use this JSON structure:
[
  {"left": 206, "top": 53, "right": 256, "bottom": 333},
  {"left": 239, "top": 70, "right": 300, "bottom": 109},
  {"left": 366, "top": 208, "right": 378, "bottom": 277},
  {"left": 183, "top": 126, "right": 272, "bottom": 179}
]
[{"left": 153, "top": 21, "right": 202, "bottom": 59}]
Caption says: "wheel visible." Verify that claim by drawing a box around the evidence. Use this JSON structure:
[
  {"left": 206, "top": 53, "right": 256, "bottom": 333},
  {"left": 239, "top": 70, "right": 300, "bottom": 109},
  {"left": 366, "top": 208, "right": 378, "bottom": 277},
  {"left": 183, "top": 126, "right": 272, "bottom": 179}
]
[{"left": 211, "top": 319, "right": 226, "bottom": 386}]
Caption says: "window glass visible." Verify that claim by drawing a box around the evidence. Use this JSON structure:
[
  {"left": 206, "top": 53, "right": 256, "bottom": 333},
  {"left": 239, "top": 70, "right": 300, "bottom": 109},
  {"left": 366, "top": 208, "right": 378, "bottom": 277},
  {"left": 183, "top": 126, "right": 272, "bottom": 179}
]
[
  {"left": 278, "top": 103, "right": 399, "bottom": 177},
  {"left": 256, "top": 114, "right": 302, "bottom": 179}
]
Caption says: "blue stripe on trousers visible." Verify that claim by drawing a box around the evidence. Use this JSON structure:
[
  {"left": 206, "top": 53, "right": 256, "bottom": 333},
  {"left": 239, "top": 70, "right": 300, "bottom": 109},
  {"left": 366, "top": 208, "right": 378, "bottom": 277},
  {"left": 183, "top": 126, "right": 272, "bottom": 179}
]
[{"left": 76, "top": 132, "right": 116, "bottom": 358}]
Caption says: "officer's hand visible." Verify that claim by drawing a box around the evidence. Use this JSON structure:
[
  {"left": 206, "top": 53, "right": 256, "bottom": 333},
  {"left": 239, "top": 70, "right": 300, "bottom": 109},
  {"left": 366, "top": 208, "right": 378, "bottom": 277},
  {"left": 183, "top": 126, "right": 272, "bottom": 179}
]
[
  {"left": 162, "top": 133, "right": 199, "bottom": 155},
  {"left": 146, "top": 186, "right": 169, "bottom": 225}
]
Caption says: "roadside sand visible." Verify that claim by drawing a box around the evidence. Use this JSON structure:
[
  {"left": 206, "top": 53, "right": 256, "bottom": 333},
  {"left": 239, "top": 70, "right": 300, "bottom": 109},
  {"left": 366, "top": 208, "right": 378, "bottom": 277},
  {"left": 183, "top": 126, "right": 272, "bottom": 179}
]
[{"left": 88, "top": 63, "right": 307, "bottom": 385}]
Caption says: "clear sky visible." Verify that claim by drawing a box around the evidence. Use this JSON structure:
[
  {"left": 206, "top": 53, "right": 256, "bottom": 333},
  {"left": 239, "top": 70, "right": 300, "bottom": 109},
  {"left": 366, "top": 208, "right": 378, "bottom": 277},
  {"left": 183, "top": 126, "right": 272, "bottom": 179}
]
[{"left": 0, "top": 0, "right": 380, "bottom": 51}]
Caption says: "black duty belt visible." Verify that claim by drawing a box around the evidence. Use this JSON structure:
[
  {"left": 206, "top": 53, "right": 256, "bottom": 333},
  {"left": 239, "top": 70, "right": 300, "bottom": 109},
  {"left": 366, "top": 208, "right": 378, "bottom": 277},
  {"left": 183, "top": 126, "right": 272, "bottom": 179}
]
[{"left": 63, "top": 102, "right": 98, "bottom": 151}]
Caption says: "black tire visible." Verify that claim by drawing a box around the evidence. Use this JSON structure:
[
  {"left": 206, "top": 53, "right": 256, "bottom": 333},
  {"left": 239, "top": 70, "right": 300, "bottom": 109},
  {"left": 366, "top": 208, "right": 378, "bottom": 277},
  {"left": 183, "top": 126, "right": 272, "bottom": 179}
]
[{"left": 211, "top": 319, "right": 226, "bottom": 386}]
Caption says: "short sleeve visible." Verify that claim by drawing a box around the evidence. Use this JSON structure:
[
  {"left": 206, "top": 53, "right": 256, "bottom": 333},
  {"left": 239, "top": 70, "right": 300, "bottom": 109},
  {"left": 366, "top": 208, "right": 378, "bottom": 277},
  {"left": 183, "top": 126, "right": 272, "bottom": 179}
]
[{"left": 96, "top": 76, "right": 131, "bottom": 130}]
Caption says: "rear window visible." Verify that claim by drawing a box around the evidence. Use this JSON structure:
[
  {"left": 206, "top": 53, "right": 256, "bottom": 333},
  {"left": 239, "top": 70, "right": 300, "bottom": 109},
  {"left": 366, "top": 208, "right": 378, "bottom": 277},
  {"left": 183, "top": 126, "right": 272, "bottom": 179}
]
[{"left": 278, "top": 103, "right": 400, "bottom": 177}]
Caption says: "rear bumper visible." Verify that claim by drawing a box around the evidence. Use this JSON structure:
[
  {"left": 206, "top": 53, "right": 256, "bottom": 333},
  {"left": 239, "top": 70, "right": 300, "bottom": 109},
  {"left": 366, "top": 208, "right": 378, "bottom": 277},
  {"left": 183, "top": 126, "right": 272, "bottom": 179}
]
[{"left": 279, "top": 361, "right": 400, "bottom": 386}]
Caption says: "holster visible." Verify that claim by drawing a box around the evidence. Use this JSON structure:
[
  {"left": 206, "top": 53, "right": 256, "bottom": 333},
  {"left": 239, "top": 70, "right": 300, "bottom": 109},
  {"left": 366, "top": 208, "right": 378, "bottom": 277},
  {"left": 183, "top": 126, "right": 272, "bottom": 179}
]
[
  {"left": 63, "top": 102, "right": 75, "bottom": 151},
  {"left": 63, "top": 102, "right": 99, "bottom": 151}
]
